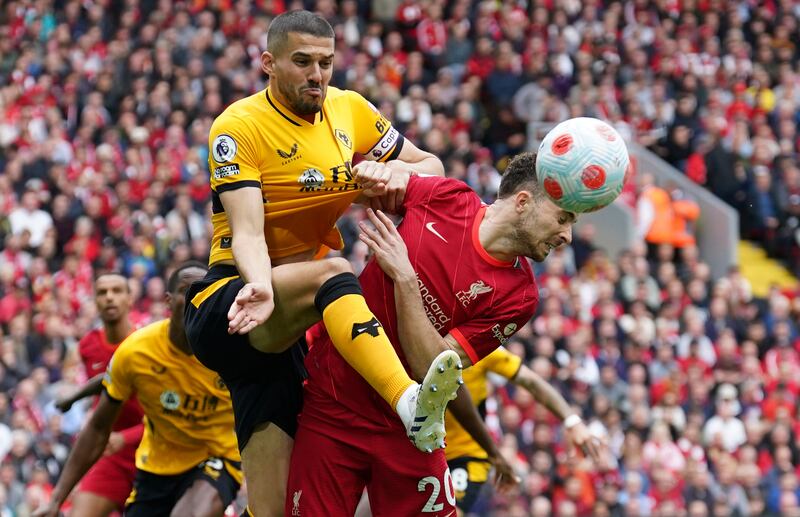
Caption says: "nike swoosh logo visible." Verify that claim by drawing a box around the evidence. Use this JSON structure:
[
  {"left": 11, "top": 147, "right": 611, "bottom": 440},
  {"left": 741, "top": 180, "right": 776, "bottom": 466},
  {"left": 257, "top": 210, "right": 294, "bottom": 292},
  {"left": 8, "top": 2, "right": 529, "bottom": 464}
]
[{"left": 425, "top": 222, "right": 447, "bottom": 242}]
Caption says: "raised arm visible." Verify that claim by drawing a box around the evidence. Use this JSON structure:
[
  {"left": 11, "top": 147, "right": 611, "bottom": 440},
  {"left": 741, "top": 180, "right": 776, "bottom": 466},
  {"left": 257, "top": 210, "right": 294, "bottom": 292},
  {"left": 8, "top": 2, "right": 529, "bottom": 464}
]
[
  {"left": 391, "top": 139, "right": 444, "bottom": 177},
  {"left": 34, "top": 392, "right": 123, "bottom": 517},
  {"left": 55, "top": 373, "right": 105, "bottom": 412},
  {"left": 511, "top": 363, "right": 604, "bottom": 463}
]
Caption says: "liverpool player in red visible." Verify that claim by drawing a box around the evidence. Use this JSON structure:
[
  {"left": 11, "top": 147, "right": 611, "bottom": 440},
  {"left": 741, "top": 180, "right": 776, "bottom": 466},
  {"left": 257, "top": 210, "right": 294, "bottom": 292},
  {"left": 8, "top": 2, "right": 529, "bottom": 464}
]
[
  {"left": 55, "top": 273, "right": 143, "bottom": 517},
  {"left": 287, "top": 152, "right": 579, "bottom": 516}
]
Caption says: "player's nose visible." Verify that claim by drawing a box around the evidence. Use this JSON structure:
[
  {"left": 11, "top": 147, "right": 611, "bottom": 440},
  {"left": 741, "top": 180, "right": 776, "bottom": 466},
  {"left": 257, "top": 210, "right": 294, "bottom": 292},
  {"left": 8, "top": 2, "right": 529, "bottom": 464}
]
[
  {"left": 560, "top": 226, "right": 572, "bottom": 246},
  {"left": 308, "top": 63, "right": 322, "bottom": 83}
]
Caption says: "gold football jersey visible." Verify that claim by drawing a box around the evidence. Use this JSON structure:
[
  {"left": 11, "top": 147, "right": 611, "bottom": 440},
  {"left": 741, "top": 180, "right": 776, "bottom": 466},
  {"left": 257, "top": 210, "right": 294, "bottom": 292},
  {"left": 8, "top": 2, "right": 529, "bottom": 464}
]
[
  {"left": 207, "top": 86, "right": 403, "bottom": 264},
  {"left": 444, "top": 346, "right": 522, "bottom": 461},
  {"left": 103, "top": 320, "right": 241, "bottom": 480}
]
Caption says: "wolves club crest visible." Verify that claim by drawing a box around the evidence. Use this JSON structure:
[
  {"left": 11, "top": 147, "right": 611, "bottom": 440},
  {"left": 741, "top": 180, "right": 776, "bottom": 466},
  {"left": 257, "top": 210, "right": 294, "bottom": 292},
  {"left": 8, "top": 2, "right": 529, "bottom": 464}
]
[{"left": 351, "top": 317, "right": 382, "bottom": 338}]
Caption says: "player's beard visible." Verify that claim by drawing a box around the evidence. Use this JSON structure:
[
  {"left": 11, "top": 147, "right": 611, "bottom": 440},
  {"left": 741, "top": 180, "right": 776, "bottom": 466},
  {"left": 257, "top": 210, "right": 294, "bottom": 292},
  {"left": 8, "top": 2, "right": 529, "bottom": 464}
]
[
  {"left": 280, "top": 80, "right": 323, "bottom": 115},
  {"left": 513, "top": 209, "right": 548, "bottom": 262}
]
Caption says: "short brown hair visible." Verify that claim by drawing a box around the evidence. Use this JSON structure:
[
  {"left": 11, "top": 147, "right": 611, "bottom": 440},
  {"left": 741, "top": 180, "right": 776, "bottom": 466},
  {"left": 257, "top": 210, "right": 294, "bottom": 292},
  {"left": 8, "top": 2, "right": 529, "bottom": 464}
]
[
  {"left": 497, "top": 152, "right": 542, "bottom": 199},
  {"left": 267, "top": 10, "right": 335, "bottom": 55}
]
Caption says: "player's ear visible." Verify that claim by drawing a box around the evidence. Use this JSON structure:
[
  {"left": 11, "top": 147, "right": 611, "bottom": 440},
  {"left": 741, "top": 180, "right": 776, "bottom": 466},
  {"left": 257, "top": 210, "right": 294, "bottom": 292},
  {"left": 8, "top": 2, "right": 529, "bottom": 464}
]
[
  {"left": 514, "top": 189, "right": 533, "bottom": 214},
  {"left": 261, "top": 51, "right": 275, "bottom": 76}
]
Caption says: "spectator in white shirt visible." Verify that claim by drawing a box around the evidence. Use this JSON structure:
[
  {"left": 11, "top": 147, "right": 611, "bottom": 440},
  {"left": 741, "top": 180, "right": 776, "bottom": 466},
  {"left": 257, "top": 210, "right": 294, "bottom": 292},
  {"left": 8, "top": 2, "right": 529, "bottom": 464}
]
[
  {"left": 703, "top": 383, "right": 747, "bottom": 453},
  {"left": 8, "top": 191, "right": 53, "bottom": 249}
]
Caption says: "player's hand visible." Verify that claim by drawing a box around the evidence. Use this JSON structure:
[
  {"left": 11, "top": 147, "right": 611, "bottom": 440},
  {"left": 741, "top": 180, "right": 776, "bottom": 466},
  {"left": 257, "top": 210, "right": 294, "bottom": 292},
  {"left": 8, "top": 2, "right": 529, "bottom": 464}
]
[
  {"left": 32, "top": 502, "right": 61, "bottom": 517},
  {"left": 104, "top": 431, "right": 125, "bottom": 456},
  {"left": 54, "top": 396, "right": 74, "bottom": 413},
  {"left": 566, "top": 421, "right": 605, "bottom": 466},
  {"left": 227, "top": 282, "right": 275, "bottom": 335},
  {"left": 490, "top": 453, "right": 520, "bottom": 494},
  {"left": 358, "top": 209, "right": 415, "bottom": 282},
  {"left": 369, "top": 161, "right": 415, "bottom": 214},
  {"left": 354, "top": 161, "right": 392, "bottom": 197}
]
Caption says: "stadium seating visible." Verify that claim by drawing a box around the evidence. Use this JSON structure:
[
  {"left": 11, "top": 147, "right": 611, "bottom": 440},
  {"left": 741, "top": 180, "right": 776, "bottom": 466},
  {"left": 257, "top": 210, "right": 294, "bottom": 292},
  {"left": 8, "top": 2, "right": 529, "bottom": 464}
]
[{"left": 1, "top": 1, "right": 800, "bottom": 515}]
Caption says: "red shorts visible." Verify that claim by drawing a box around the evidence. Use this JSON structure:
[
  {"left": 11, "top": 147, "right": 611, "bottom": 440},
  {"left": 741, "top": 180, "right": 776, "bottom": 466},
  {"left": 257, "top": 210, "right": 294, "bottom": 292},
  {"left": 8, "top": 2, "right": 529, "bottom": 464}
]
[
  {"left": 287, "top": 415, "right": 456, "bottom": 517},
  {"left": 78, "top": 448, "right": 137, "bottom": 508}
]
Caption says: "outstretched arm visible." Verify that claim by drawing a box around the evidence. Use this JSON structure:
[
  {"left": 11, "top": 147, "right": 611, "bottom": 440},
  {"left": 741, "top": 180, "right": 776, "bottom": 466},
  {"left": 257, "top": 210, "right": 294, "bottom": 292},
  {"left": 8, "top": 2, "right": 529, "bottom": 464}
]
[
  {"left": 512, "top": 365, "right": 604, "bottom": 464},
  {"left": 55, "top": 373, "right": 104, "bottom": 412},
  {"left": 34, "top": 391, "right": 123, "bottom": 517},
  {"left": 392, "top": 139, "right": 444, "bottom": 177}
]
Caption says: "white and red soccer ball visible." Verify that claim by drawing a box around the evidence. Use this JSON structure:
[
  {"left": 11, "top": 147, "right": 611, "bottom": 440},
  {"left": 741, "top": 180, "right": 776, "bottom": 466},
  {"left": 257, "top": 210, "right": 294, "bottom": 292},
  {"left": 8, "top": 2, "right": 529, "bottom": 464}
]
[{"left": 536, "top": 117, "right": 631, "bottom": 213}]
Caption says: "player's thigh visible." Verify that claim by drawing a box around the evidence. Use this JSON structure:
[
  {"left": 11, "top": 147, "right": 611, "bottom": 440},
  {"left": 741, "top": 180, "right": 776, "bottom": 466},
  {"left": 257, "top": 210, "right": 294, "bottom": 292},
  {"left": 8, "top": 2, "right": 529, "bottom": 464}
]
[
  {"left": 171, "top": 458, "right": 241, "bottom": 517},
  {"left": 249, "top": 257, "right": 354, "bottom": 353},
  {"left": 368, "top": 434, "right": 456, "bottom": 517},
  {"left": 124, "top": 470, "right": 181, "bottom": 517},
  {"left": 76, "top": 455, "right": 134, "bottom": 514},
  {"left": 241, "top": 423, "right": 292, "bottom": 517},
  {"left": 286, "top": 421, "right": 370, "bottom": 517},
  {"left": 170, "top": 480, "right": 224, "bottom": 517},
  {"left": 447, "top": 457, "right": 491, "bottom": 514},
  {"left": 68, "top": 491, "right": 119, "bottom": 517}
]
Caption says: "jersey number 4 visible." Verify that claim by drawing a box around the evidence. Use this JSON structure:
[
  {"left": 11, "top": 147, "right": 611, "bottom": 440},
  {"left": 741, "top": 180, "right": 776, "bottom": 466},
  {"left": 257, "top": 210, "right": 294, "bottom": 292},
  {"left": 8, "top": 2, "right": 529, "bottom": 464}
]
[{"left": 417, "top": 467, "right": 456, "bottom": 513}]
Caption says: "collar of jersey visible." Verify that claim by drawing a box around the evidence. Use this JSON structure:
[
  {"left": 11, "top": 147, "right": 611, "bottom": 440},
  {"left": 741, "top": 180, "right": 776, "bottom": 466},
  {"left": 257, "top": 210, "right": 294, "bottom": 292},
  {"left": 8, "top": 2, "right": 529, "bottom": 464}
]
[
  {"left": 265, "top": 88, "right": 324, "bottom": 126},
  {"left": 472, "top": 205, "right": 515, "bottom": 268}
]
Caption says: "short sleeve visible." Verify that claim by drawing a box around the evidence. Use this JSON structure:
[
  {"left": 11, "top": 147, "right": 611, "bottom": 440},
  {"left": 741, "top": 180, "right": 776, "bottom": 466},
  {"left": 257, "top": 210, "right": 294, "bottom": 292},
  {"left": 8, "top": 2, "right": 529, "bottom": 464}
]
[
  {"left": 102, "top": 345, "right": 134, "bottom": 403},
  {"left": 348, "top": 92, "right": 405, "bottom": 162},
  {"left": 449, "top": 308, "right": 534, "bottom": 365},
  {"left": 481, "top": 347, "right": 522, "bottom": 380},
  {"left": 208, "top": 114, "right": 262, "bottom": 193}
]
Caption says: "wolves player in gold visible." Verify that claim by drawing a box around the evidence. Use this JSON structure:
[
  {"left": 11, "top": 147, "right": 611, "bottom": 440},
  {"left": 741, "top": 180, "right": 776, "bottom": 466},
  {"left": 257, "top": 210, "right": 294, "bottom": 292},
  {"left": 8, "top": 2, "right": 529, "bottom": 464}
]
[
  {"left": 445, "top": 347, "right": 603, "bottom": 514},
  {"left": 183, "top": 10, "right": 460, "bottom": 516},
  {"left": 36, "top": 263, "right": 241, "bottom": 517}
]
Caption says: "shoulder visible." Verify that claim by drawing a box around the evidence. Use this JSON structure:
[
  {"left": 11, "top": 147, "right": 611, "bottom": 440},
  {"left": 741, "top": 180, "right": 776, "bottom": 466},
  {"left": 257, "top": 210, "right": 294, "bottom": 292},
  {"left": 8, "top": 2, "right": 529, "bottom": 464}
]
[
  {"left": 217, "top": 90, "right": 266, "bottom": 118},
  {"left": 325, "top": 85, "right": 351, "bottom": 102},
  {"left": 330, "top": 87, "right": 382, "bottom": 115},
  {"left": 210, "top": 92, "right": 265, "bottom": 133},
  {"left": 407, "top": 175, "right": 477, "bottom": 205},
  {"left": 116, "top": 319, "right": 168, "bottom": 356},
  {"left": 328, "top": 86, "right": 365, "bottom": 105},
  {"left": 78, "top": 328, "right": 102, "bottom": 351}
]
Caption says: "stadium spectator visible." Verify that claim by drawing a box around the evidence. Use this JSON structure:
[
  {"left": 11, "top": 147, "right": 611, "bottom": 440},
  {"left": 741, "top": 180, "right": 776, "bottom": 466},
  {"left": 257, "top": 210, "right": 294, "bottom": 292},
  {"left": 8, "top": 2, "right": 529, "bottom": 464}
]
[{"left": 3, "top": 1, "right": 800, "bottom": 515}]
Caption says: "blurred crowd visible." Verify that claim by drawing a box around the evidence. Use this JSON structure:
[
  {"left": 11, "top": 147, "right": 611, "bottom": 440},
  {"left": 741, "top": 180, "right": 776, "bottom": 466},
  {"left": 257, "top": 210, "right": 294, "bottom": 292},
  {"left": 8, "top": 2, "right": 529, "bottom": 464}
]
[{"left": 2, "top": 0, "right": 800, "bottom": 516}]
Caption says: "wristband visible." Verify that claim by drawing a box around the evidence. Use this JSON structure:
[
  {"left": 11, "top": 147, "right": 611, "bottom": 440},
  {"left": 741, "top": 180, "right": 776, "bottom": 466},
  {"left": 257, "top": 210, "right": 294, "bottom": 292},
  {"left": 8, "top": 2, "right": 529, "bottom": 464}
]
[{"left": 564, "top": 414, "right": 582, "bottom": 429}]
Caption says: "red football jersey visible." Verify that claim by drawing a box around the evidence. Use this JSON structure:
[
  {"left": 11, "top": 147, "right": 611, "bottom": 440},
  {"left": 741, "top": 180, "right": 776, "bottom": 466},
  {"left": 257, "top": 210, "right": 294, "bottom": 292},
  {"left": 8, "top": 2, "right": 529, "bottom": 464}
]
[
  {"left": 78, "top": 328, "right": 144, "bottom": 432},
  {"left": 304, "top": 176, "right": 539, "bottom": 428}
]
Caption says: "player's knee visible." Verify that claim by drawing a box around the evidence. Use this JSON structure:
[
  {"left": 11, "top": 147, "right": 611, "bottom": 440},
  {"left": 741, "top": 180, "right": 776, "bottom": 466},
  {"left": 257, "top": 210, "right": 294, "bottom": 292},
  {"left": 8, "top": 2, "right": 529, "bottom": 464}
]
[{"left": 320, "top": 257, "right": 354, "bottom": 278}]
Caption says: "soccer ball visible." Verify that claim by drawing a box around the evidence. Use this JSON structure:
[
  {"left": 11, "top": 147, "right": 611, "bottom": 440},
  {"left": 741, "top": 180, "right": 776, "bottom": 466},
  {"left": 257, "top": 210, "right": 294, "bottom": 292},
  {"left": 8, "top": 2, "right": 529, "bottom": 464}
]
[{"left": 536, "top": 117, "right": 630, "bottom": 213}]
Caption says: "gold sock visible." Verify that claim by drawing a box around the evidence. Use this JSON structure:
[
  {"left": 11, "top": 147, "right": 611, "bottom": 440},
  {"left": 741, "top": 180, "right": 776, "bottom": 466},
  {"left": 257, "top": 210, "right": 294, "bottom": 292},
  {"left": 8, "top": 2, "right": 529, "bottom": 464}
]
[{"left": 322, "top": 294, "right": 414, "bottom": 408}]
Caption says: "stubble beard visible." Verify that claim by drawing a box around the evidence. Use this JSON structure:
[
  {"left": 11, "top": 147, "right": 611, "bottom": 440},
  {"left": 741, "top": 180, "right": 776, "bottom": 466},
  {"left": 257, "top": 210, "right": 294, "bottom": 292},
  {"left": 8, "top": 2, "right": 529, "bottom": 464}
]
[{"left": 279, "top": 81, "right": 322, "bottom": 115}]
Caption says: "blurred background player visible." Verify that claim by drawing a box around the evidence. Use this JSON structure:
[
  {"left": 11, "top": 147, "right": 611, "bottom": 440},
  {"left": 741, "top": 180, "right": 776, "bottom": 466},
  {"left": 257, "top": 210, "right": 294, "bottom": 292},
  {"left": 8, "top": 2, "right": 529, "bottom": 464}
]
[
  {"left": 184, "top": 10, "right": 459, "bottom": 516},
  {"left": 34, "top": 263, "right": 241, "bottom": 517},
  {"left": 444, "top": 346, "right": 602, "bottom": 515},
  {"left": 54, "top": 273, "right": 143, "bottom": 517}
]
